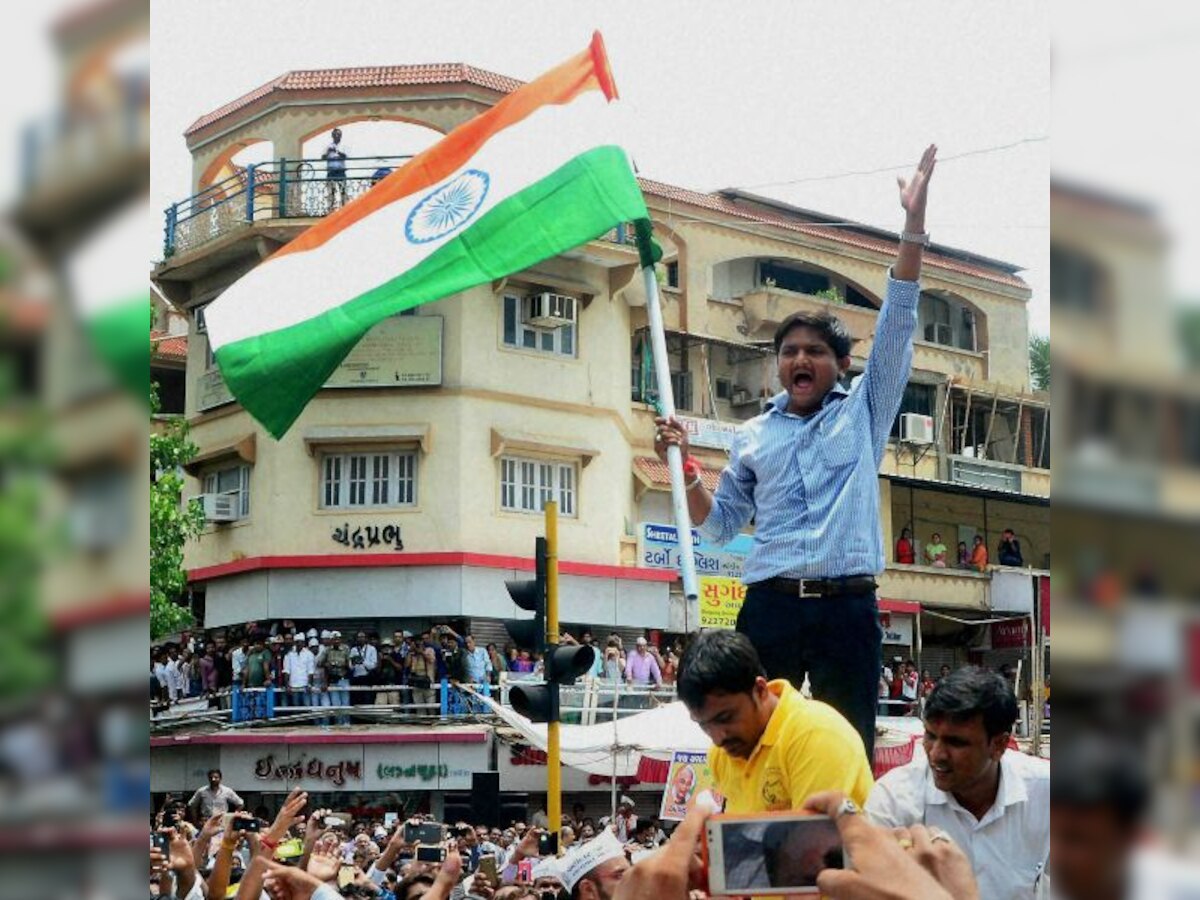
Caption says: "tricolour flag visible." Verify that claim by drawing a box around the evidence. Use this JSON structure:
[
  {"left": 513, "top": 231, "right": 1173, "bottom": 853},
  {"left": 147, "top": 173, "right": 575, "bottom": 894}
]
[{"left": 206, "top": 32, "right": 650, "bottom": 438}]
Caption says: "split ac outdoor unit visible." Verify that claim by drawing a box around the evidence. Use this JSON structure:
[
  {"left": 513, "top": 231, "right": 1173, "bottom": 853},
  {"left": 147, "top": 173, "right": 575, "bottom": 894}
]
[
  {"left": 198, "top": 492, "right": 238, "bottom": 523},
  {"left": 900, "top": 413, "right": 935, "bottom": 444},
  {"left": 523, "top": 292, "right": 577, "bottom": 327}
]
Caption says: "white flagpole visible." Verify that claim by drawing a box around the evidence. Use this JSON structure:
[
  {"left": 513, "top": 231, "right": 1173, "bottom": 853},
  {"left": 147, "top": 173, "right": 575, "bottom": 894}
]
[{"left": 642, "top": 265, "right": 699, "bottom": 601}]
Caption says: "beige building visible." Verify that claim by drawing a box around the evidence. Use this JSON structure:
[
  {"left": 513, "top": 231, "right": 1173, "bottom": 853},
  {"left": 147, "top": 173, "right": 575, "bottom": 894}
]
[{"left": 153, "top": 63, "right": 1049, "bottom": 670}]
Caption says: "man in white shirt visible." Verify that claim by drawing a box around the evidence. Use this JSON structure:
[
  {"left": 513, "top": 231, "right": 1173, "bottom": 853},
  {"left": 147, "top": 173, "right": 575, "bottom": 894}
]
[
  {"left": 348, "top": 631, "right": 378, "bottom": 707},
  {"left": 866, "top": 666, "right": 1049, "bottom": 900},
  {"left": 282, "top": 635, "right": 316, "bottom": 711},
  {"left": 230, "top": 636, "right": 249, "bottom": 684},
  {"left": 164, "top": 648, "right": 185, "bottom": 703}
]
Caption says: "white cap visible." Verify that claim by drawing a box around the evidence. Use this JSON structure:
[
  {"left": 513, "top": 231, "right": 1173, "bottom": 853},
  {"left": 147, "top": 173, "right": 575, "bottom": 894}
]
[
  {"left": 331, "top": 631, "right": 342, "bottom": 638},
  {"left": 307, "top": 629, "right": 318, "bottom": 638},
  {"left": 556, "top": 829, "right": 626, "bottom": 892},
  {"left": 636, "top": 637, "right": 647, "bottom": 646},
  {"left": 530, "top": 858, "right": 561, "bottom": 882},
  {"left": 308, "top": 637, "right": 319, "bottom": 647},
  {"left": 619, "top": 795, "right": 634, "bottom": 808},
  {"left": 320, "top": 630, "right": 332, "bottom": 639}
]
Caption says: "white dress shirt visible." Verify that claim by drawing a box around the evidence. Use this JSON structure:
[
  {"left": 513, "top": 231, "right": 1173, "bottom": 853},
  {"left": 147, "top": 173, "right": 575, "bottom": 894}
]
[
  {"left": 283, "top": 648, "right": 315, "bottom": 689},
  {"left": 866, "top": 749, "right": 1050, "bottom": 900}
]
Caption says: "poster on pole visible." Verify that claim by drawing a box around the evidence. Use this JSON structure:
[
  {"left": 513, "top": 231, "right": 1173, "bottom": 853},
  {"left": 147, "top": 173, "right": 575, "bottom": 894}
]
[
  {"left": 658, "top": 750, "right": 723, "bottom": 821},
  {"left": 698, "top": 576, "right": 748, "bottom": 629}
]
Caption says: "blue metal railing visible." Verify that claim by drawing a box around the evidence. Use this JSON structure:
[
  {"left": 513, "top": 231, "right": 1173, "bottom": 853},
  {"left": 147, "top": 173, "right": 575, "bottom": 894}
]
[{"left": 161, "top": 154, "right": 640, "bottom": 259}]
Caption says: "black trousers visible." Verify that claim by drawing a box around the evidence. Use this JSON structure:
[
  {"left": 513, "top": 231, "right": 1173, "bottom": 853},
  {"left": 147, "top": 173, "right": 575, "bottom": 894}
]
[{"left": 737, "top": 584, "right": 881, "bottom": 762}]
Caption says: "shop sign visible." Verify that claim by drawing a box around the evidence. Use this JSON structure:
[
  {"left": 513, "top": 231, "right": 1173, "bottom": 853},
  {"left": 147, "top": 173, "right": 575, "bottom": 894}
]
[
  {"left": 677, "top": 415, "right": 740, "bottom": 452},
  {"left": 991, "top": 618, "right": 1032, "bottom": 649},
  {"left": 254, "top": 754, "right": 362, "bottom": 787},
  {"left": 332, "top": 523, "right": 404, "bottom": 550},
  {"left": 376, "top": 763, "right": 452, "bottom": 782},
  {"left": 880, "top": 613, "right": 914, "bottom": 646},
  {"left": 501, "top": 743, "right": 642, "bottom": 790},
  {"left": 363, "top": 743, "right": 482, "bottom": 790},
  {"left": 638, "top": 522, "right": 751, "bottom": 579},
  {"left": 698, "top": 577, "right": 747, "bottom": 630}
]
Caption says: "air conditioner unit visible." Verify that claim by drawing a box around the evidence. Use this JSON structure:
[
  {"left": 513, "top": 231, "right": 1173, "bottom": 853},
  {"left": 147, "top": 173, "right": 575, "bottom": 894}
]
[
  {"left": 731, "top": 387, "right": 751, "bottom": 405},
  {"left": 198, "top": 492, "right": 238, "bottom": 523},
  {"left": 900, "top": 413, "right": 935, "bottom": 444},
  {"left": 523, "top": 292, "right": 577, "bottom": 328}
]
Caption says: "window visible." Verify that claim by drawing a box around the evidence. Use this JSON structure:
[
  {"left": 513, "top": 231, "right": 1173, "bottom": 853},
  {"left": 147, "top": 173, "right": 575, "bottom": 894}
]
[
  {"left": 502, "top": 295, "right": 576, "bottom": 357},
  {"left": 1050, "top": 244, "right": 1102, "bottom": 312},
  {"left": 715, "top": 378, "right": 732, "bottom": 401},
  {"left": 320, "top": 450, "right": 417, "bottom": 509},
  {"left": 671, "top": 371, "right": 694, "bottom": 411},
  {"left": 666, "top": 260, "right": 680, "bottom": 289},
  {"left": 920, "top": 294, "right": 953, "bottom": 346},
  {"left": 759, "top": 261, "right": 830, "bottom": 295},
  {"left": 202, "top": 464, "right": 250, "bottom": 519},
  {"left": 500, "top": 455, "right": 578, "bottom": 517}
]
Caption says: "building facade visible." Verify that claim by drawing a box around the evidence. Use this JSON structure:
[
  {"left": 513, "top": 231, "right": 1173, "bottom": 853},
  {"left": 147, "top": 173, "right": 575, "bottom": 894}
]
[{"left": 153, "top": 62, "right": 1050, "bottom": 706}]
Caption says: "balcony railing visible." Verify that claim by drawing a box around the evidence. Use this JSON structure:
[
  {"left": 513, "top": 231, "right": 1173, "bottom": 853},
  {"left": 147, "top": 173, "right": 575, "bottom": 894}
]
[
  {"left": 161, "top": 155, "right": 640, "bottom": 260},
  {"left": 149, "top": 677, "right": 678, "bottom": 731}
]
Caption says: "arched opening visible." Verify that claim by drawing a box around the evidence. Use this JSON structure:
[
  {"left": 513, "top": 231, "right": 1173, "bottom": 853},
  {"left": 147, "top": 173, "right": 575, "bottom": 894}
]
[
  {"left": 710, "top": 255, "right": 882, "bottom": 308},
  {"left": 1050, "top": 243, "right": 1108, "bottom": 313},
  {"left": 918, "top": 289, "right": 986, "bottom": 353}
]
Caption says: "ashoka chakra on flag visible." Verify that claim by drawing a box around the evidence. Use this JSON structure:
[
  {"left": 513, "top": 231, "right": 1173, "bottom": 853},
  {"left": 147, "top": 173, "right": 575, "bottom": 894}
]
[{"left": 405, "top": 169, "right": 490, "bottom": 244}]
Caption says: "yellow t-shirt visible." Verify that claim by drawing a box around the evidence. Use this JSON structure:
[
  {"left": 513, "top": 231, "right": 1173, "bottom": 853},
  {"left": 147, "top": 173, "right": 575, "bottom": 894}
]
[{"left": 708, "top": 680, "right": 873, "bottom": 813}]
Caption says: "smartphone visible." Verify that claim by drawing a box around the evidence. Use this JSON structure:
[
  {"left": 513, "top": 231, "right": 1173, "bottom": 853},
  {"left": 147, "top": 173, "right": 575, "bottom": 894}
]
[
  {"left": 384, "top": 813, "right": 399, "bottom": 829},
  {"left": 517, "top": 858, "right": 535, "bottom": 882},
  {"left": 151, "top": 832, "right": 170, "bottom": 855},
  {"left": 537, "top": 831, "right": 558, "bottom": 856},
  {"left": 415, "top": 843, "right": 447, "bottom": 864},
  {"left": 478, "top": 854, "right": 498, "bottom": 882},
  {"left": 325, "top": 815, "right": 347, "bottom": 828},
  {"left": 234, "top": 817, "right": 261, "bottom": 832},
  {"left": 412, "top": 822, "right": 446, "bottom": 844},
  {"left": 703, "top": 813, "right": 843, "bottom": 896}
]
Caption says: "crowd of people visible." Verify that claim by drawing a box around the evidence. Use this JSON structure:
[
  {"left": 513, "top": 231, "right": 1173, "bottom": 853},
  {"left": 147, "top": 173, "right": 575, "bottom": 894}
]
[
  {"left": 894, "top": 526, "right": 1025, "bottom": 571},
  {"left": 151, "top": 621, "right": 683, "bottom": 714}
]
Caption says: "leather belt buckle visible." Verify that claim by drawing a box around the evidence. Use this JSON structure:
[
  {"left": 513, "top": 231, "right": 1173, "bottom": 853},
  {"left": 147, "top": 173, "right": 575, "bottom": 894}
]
[{"left": 796, "top": 578, "right": 822, "bottom": 598}]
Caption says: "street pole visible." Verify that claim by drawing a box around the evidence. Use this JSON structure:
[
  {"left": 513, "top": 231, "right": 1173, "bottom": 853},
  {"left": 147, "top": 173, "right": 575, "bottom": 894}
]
[{"left": 545, "top": 501, "right": 561, "bottom": 851}]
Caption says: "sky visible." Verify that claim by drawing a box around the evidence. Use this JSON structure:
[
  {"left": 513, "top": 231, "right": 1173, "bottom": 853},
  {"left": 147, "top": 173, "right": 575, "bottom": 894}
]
[
  {"left": 8, "top": 1, "right": 1059, "bottom": 334},
  {"left": 145, "top": 0, "right": 1052, "bottom": 335}
]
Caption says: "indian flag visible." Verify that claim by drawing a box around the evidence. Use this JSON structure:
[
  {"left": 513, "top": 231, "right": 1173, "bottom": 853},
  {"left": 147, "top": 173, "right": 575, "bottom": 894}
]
[
  {"left": 206, "top": 32, "right": 652, "bottom": 439},
  {"left": 68, "top": 194, "right": 152, "bottom": 399}
]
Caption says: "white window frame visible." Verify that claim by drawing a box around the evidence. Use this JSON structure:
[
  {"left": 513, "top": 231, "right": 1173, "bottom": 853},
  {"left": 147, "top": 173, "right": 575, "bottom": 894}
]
[
  {"left": 499, "top": 455, "right": 578, "bottom": 517},
  {"left": 202, "top": 463, "right": 251, "bottom": 519},
  {"left": 319, "top": 449, "right": 417, "bottom": 510},
  {"left": 501, "top": 294, "right": 577, "bottom": 358}
]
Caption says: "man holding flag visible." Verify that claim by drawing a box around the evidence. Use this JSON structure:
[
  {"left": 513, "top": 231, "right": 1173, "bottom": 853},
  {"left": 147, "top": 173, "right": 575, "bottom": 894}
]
[{"left": 654, "top": 144, "right": 938, "bottom": 760}]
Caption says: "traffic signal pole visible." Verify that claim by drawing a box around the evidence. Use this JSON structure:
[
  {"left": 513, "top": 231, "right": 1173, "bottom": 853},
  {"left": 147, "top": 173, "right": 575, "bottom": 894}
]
[{"left": 545, "top": 500, "right": 561, "bottom": 852}]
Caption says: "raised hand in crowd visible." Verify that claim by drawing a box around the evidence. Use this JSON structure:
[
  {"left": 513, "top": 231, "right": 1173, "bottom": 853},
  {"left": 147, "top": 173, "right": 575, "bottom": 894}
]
[
  {"left": 800, "top": 791, "right": 979, "bottom": 900},
  {"left": 262, "top": 858, "right": 331, "bottom": 900},
  {"left": 374, "top": 817, "right": 418, "bottom": 875},
  {"left": 161, "top": 826, "right": 201, "bottom": 899},
  {"left": 262, "top": 787, "right": 309, "bottom": 851},
  {"left": 510, "top": 825, "right": 541, "bottom": 865},
  {"left": 421, "top": 851, "right": 464, "bottom": 900},
  {"left": 306, "top": 842, "right": 343, "bottom": 883}
]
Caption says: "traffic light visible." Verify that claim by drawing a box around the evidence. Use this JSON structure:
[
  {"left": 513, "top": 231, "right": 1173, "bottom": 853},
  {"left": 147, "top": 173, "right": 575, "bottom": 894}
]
[
  {"left": 504, "top": 537, "right": 547, "bottom": 653},
  {"left": 509, "top": 643, "right": 596, "bottom": 723}
]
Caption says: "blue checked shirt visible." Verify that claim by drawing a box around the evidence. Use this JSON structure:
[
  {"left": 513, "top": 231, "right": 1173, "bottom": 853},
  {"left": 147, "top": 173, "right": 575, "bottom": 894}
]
[{"left": 698, "top": 271, "right": 919, "bottom": 583}]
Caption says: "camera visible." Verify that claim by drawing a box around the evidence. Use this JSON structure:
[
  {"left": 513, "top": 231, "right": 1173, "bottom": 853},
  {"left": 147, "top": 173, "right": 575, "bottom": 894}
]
[
  {"left": 233, "top": 817, "right": 261, "bottom": 832},
  {"left": 406, "top": 821, "right": 446, "bottom": 844},
  {"left": 537, "top": 831, "right": 558, "bottom": 856}
]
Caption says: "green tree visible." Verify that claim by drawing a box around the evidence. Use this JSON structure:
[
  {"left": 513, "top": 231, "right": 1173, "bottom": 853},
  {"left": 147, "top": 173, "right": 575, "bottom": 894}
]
[
  {"left": 1029, "top": 334, "right": 1050, "bottom": 391},
  {"left": 150, "top": 381, "right": 204, "bottom": 639}
]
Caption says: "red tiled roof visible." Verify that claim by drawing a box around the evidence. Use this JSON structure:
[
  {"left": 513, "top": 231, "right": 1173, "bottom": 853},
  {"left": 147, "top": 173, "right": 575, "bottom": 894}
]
[
  {"left": 637, "top": 178, "right": 1028, "bottom": 290},
  {"left": 151, "top": 330, "right": 187, "bottom": 360},
  {"left": 184, "top": 64, "right": 525, "bottom": 137},
  {"left": 634, "top": 456, "right": 722, "bottom": 493}
]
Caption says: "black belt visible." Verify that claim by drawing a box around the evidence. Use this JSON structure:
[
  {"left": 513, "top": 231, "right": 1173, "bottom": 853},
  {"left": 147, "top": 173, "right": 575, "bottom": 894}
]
[{"left": 757, "top": 575, "right": 877, "bottom": 598}]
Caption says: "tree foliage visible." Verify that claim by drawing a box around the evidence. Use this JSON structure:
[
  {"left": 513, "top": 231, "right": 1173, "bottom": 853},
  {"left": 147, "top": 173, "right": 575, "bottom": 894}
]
[
  {"left": 1029, "top": 334, "right": 1050, "bottom": 392},
  {"left": 150, "top": 381, "right": 204, "bottom": 640}
]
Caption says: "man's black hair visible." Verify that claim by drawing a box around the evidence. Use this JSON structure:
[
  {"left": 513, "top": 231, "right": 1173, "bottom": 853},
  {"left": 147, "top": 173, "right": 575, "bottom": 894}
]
[
  {"left": 1051, "top": 733, "right": 1149, "bottom": 828},
  {"left": 676, "top": 630, "right": 766, "bottom": 709},
  {"left": 923, "top": 666, "right": 1018, "bottom": 738},
  {"left": 207, "top": 768, "right": 222, "bottom": 778},
  {"left": 772, "top": 311, "right": 854, "bottom": 359},
  {"left": 396, "top": 871, "right": 436, "bottom": 900}
]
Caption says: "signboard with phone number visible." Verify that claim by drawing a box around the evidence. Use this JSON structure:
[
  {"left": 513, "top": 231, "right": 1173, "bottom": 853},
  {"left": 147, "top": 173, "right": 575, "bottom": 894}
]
[{"left": 698, "top": 576, "right": 747, "bottom": 630}]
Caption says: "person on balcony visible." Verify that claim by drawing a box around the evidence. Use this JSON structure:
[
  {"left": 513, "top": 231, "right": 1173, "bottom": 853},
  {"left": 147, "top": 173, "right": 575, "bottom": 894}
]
[
  {"left": 323, "top": 127, "right": 348, "bottom": 208},
  {"left": 956, "top": 540, "right": 971, "bottom": 568},
  {"left": 970, "top": 534, "right": 990, "bottom": 572},
  {"left": 925, "top": 532, "right": 948, "bottom": 567},
  {"left": 653, "top": 145, "right": 938, "bottom": 762},
  {"left": 895, "top": 527, "right": 916, "bottom": 564},
  {"left": 997, "top": 528, "right": 1024, "bottom": 567}
]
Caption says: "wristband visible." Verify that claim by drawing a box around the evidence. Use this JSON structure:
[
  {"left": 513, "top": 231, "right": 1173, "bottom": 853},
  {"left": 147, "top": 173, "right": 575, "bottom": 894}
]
[
  {"left": 685, "top": 476, "right": 703, "bottom": 492},
  {"left": 900, "top": 230, "right": 929, "bottom": 246},
  {"left": 682, "top": 455, "right": 702, "bottom": 479},
  {"left": 259, "top": 836, "right": 279, "bottom": 851}
]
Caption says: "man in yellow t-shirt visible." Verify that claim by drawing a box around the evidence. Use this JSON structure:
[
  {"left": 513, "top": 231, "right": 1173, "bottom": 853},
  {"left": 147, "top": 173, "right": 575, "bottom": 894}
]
[{"left": 677, "top": 630, "right": 873, "bottom": 813}]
